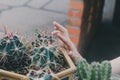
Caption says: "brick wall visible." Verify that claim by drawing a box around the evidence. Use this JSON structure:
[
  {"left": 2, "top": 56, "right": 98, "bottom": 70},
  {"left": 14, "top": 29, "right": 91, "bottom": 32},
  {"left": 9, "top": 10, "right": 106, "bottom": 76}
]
[
  {"left": 67, "top": 0, "right": 104, "bottom": 54},
  {"left": 67, "top": 0, "right": 84, "bottom": 47}
]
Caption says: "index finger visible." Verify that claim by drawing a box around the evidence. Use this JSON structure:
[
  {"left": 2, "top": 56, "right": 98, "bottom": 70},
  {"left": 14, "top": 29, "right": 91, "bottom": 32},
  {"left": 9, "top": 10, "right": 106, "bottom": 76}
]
[{"left": 53, "top": 21, "right": 66, "bottom": 32}]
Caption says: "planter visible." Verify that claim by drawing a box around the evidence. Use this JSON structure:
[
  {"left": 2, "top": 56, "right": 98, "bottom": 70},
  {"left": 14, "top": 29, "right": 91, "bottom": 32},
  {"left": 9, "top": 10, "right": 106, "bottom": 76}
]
[
  {"left": 53, "top": 48, "right": 76, "bottom": 80},
  {"left": 0, "top": 48, "right": 76, "bottom": 80},
  {"left": 0, "top": 31, "right": 76, "bottom": 80},
  {"left": 74, "top": 59, "right": 113, "bottom": 80},
  {"left": 0, "top": 69, "right": 29, "bottom": 80}
]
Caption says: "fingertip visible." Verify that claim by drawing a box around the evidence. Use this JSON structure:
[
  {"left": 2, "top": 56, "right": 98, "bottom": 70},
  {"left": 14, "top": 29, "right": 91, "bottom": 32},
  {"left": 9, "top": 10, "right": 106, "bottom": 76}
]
[
  {"left": 53, "top": 21, "right": 60, "bottom": 28},
  {"left": 53, "top": 21, "right": 57, "bottom": 25},
  {"left": 51, "top": 31, "right": 57, "bottom": 35},
  {"left": 51, "top": 30, "right": 60, "bottom": 35},
  {"left": 53, "top": 21, "right": 57, "bottom": 29}
]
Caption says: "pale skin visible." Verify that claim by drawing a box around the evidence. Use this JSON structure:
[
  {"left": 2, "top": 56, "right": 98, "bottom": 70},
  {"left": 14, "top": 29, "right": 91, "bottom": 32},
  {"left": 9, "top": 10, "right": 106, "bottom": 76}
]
[{"left": 52, "top": 21, "right": 120, "bottom": 74}]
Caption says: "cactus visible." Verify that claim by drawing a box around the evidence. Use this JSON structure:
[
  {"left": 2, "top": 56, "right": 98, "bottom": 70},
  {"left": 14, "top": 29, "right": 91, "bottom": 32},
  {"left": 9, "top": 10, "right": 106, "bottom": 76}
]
[
  {"left": 76, "top": 59, "right": 112, "bottom": 80},
  {"left": 0, "top": 33, "right": 31, "bottom": 74},
  {"left": 99, "top": 61, "right": 111, "bottom": 80},
  {"left": 90, "top": 62, "right": 100, "bottom": 80},
  {"left": 0, "top": 30, "right": 69, "bottom": 80},
  {"left": 26, "top": 33, "right": 69, "bottom": 79},
  {"left": 76, "top": 59, "right": 91, "bottom": 80}
]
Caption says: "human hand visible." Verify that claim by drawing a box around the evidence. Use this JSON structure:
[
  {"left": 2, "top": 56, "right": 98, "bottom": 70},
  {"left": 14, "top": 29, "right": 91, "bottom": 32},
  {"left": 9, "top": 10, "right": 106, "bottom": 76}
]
[{"left": 52, "top": 21, "right": 82, "bottom": 62}]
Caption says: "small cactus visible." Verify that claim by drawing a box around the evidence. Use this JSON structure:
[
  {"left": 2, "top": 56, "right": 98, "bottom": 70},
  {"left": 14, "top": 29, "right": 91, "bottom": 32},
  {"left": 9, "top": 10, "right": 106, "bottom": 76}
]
[
  {"left": 27, "top": 32, "right": 69, "bottom": 79},
  {"left": 76, "top": 59, "right": 112, "bottom": 80},
  {"left": 0, "top": 33, "right": 31, "bottom": 74}
]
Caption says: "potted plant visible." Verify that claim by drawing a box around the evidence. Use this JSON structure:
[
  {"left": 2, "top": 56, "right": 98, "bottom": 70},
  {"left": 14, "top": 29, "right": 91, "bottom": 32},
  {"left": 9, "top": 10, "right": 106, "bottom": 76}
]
[
  {"left": 0, "top": 29, "right": 76, "bottom": 80},
  {"left": 74, "top": 59, "right": 120, "bottom": 80}
]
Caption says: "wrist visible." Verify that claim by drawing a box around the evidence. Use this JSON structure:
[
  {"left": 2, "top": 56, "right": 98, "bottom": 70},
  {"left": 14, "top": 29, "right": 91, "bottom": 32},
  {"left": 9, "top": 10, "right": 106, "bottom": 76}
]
[
  {"left": 70, "top": 51, "right": 83, "bottom": 63},
  {"left": 67, "top": 39, "right": 83, "bottom": 62},
  {"left": 74, "top": 52, "right": 83, "bottom": 62}
]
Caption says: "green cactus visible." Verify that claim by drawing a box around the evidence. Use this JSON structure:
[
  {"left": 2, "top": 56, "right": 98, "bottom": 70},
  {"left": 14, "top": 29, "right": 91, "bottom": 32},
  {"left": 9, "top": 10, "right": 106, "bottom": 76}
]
[
  {"left": 0, "top": 30, "right": 69, "bottom": 80},
  {"left": 76, "top": 59, "right": 112, "bottom": 80},
  {"left": 0, "top": 33, "right": 31, "bottom": 74},
  {"left": 100, "top": 61, "right": 111, "bottom": 80},
  {"left": 76, "top": 59, "right": 92, "bottom": 80},
  {"left": 90, "top": 62, "right": 100, "bottom": 80},
  {"left": 0, "top": 28, "right": 72, "bottom": 80},
  {"left": 27, "top": 33, "right": 68, "bottom": 79}
]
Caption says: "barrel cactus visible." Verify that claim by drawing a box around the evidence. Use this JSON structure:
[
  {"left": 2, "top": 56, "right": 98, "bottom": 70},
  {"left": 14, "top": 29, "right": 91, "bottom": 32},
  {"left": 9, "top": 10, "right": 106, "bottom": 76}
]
[
  {"left": 26, "top": 33, "right": 69, "bottom": 80},
  {"left": 0, "top": 33, "right": 31, "bottom": 74},
  {"left": 76, "top": 59, "right": 112, "bottom": 80}
]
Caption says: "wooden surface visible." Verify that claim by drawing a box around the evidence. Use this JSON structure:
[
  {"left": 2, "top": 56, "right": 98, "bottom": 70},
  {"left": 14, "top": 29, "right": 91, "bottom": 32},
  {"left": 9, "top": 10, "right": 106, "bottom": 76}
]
[
  {"left": 56, "top": 48, "right": 76, "bottom": 78},
  {"left": 0, "top": 69, "right": 29, "bottom": 80}
]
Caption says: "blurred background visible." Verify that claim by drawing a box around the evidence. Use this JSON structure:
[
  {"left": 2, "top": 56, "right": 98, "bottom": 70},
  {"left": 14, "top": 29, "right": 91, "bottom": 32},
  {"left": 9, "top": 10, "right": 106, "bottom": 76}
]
[{"left": 0, "top": 0, "right": 69, "bottom": 35}]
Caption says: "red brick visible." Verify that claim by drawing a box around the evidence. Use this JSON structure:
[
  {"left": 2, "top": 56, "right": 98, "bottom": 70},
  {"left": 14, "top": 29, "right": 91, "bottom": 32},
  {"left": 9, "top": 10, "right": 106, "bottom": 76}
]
[
  {"left": 68, "top": 9, "right": 73, "bottom": 16},
  {"left": 68, "top": 18, "right": 82, "bottom": 26},
  {"left": 70, "top": 1, "right": 84, "bottom": 10},
  {"left": 70, "top": 36, "right": 80, "bottom": 45},
  {"left": 67, "top": 27, "right": 80, "bottom": 36},
  {"left": 68, "top": 9, "right": 83, "bottom": 18},
  {"left": 75, "top": 11, "right": 83, "bottom": 17}
]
